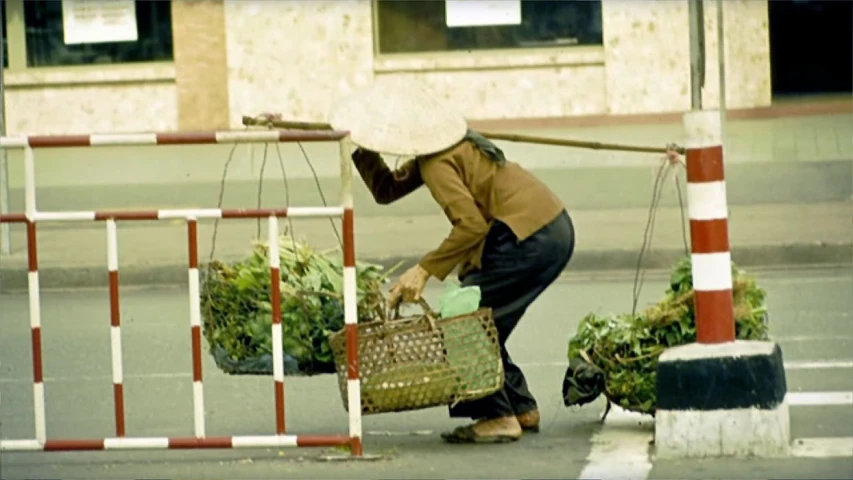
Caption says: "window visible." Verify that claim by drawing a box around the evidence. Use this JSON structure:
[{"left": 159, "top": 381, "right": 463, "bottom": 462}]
[
  {"left": 375, "top": 0, "right": 603, "bottom": 55},
  {"left": 22, "top": 0, "right": 173, "bottom": 68},
  {"left": 2, "top": 1, "right": 7, "bottom": 69}
]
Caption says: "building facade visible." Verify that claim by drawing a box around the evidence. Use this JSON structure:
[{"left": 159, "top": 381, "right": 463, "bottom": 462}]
[{"left": 1, "top": 0, "right": 772, "bottom": 136}]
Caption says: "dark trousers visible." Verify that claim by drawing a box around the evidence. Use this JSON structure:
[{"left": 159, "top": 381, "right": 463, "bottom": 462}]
[{"left": 450, "top": 209, "right": 575, "bottom": 420}]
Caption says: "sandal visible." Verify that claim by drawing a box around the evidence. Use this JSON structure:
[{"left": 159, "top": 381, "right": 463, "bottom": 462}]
[
  {"left": 440, "top": 424, "right": 521, "bottom": 444},
  {"left": 517, "top": 410, "right": 540, "bottom": 433}
]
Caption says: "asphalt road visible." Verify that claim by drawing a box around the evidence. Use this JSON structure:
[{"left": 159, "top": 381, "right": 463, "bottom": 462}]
[{"left": 0, "top": 265, "right": 851, "bottom": 480}]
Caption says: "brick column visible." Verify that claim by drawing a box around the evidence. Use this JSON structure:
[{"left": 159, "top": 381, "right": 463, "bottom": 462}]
[{"left": 171, "top": 0, "right": 231, "bottom": 131}]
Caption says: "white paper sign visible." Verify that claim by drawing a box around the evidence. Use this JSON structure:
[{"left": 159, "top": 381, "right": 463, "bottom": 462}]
[
  {"left": 62, "top": 0, "right": 139, "bottom": 45},
  {"left": 445, "top": 0, "right": 522, "bottom": 28}
]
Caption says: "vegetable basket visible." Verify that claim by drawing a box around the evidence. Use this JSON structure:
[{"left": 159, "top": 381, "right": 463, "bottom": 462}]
[{"left": 328, "top": 299, "right": 504, "bottom": 415}]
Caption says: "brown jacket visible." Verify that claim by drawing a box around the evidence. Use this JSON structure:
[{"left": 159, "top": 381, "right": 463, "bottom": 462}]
[{"left": 352, "top": 139, "right": 565, "bottom": 281}]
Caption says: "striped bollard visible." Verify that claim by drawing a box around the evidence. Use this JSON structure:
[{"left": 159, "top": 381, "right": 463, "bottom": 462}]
[
  {"left": 654, "top": 109, "right": 790, "bottom": 459},
  {"left": 683, "top": 111, "right": 736, "bottom": 343}
]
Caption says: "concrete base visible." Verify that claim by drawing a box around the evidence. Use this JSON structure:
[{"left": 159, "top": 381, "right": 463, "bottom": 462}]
[
  {"left": 655, "top": 401, "right": 791, "bottom": 459},
  {"left": 654, "top": 340, "right": 791, "bottom": 459}
]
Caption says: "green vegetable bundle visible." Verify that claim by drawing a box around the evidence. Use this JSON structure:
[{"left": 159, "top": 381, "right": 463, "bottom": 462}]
[
  {"left": 200, "top": 236, "right": 395, "bottom": 376},
  {"left": 566, "top": 256, "right": 770, "bottom": 415}
]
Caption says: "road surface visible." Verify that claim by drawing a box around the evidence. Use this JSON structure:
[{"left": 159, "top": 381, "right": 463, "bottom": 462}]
[{"left": 0, "top": 265, "right": 850, "bottom": 479}]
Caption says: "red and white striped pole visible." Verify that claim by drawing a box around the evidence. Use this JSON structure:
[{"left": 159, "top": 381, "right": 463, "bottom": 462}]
[
  {"left": 105, "top": 219, "right": 127, "bottom": 437},
  {"left": 268, "top": 215, "right": 286, "bottom": 435},
  {"left": 23, "top": 146, "right": 47, "bottom": 445},
  {"left": 186, "top": 218, "right": 206, "bottom": 438},
  {"left": 340, "top": 137, "right": 363, "bottom": 456},
  {"left": 684, "top": 109, "right": 735, "bottom": 344}
]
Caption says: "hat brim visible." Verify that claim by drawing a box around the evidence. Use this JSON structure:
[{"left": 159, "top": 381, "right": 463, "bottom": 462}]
[{"left": 329, "top": 78, "right": 468, "bottom": 157}]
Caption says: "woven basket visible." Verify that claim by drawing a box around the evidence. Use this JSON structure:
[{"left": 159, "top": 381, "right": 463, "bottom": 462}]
[{"left": 328, "top": 299, "right": 504, "bottom": 415}]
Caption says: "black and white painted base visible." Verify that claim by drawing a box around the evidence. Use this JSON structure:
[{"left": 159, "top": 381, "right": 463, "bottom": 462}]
[{"left": 654, "top": 340, "right": 791, "bottom": 458}]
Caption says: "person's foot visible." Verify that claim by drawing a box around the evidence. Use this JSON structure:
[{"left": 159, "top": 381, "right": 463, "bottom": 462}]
[
  {"left": 441, "top": 416, "right": 523, "bottom": 444},
  {"left": 516, "top": 409, "right": 540, "bottom": 433}
]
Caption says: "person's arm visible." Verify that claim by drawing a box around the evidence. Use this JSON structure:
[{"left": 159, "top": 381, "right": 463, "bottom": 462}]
[
  {"left": 351, "top": 148, "right": 424, "bottom": 205},
  {"left": 417, "top": 153, "right": 490, "bottom": 281}
]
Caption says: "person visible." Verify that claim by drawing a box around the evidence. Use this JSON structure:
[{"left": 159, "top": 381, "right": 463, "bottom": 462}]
[{"left": 329, "top": 79, "right": 575, "bottom": 444}]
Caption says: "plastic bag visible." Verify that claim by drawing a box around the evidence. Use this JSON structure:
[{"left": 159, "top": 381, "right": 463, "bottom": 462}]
[
  {"left": 438, "top": 282, "right": 482, "bottom": 318},
  {"left": 210, "top": 344, "right": 337, "bottom": 376}
]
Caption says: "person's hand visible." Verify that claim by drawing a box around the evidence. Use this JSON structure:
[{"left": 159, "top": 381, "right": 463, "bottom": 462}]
[{"left": 387, "top": 264, "right": 431, "bottom": 310}]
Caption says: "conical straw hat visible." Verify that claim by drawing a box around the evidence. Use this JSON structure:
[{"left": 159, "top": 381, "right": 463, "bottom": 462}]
[{"left": 329, "top": 77, "right": 468, "bottom": 157}]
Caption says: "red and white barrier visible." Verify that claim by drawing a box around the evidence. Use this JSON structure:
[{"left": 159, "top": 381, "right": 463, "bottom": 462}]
[
  {"left": 1, "top": 434, "right": 351, "bottom": 451},
  {"left": 268, "top": 215, "right": 287, "bottom": 435},
  {"left": 0, "top": 130, "right": 363, "bottom": 456},
  {"left": 187, "top": 219, "right": 206, "bottom": 438},
  {"left": 0, "top": 130, "right": 346, "bottom": 148},
  {"left": 684, "top": 110, "right": 735, "bottom": 344},
  {"left": 106, "top": 219, "right": 127, "bottom": 437},
  {"left": 3, "top": 207, "right": 344, "bottom": 223},
  {"left": 341, "top": 146, "right": 362, "bottom": 452}
]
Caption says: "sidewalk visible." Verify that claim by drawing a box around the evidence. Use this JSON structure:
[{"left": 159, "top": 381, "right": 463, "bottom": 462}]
[
  {"left": 0, "top": 104, "right": 850, "bottom": 217},
  {"left": 1, "top": 201, "right": 849, "bottom": 291}
]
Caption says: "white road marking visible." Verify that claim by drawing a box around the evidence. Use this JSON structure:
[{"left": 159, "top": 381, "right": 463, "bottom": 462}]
[
  {"left": 763, "top": 277, "right": 853, "bottom": 287},
  {"left": 515, "top": 359, "right": 853, "bottom": 370},
  {"left": 777, "top": 335, "right": 853, "bottom": 343},
  {"left": 791, "top": 437, "right": 853, "bottom": 458},
  {"left": 785, "top": 391, "right": 853, "bottom": 406},
  {"left": 578, "top": 405, "right": 654, "bottom": 480},
  {"left": 785, "top": 360, "right": 853, "bottom": 370}
]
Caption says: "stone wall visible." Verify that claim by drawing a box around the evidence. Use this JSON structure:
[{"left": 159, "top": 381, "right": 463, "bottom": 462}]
[
  {"left": 224, "top": 0, "right": 771, "bottom": 127},
  {"left": 1, "top": 0, "right": 771, "bottom": 136},
  {"left": 2, "top": 64, "right": 178, "bottom": 135}
]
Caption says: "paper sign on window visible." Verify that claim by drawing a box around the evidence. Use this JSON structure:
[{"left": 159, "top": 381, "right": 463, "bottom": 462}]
[
  {"left": 62, "top": 0, "right": 138, "bottom": 45},
  {"left": 445, "top": 0, "right": 522, "bottom": 28}
]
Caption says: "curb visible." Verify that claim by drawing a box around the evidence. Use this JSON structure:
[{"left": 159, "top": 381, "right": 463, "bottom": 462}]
[{"left": 1, "top": 243, "right": 849, "bottom": 292}]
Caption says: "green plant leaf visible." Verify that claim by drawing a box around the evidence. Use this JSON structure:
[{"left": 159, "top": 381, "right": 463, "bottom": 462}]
[{"left": 565, "top": 255, "right": 770, "bottom": 416}]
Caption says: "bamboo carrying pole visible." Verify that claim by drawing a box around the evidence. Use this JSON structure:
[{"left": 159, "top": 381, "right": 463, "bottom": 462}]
[{"left": 241, "top": 116, "right": 686, "bottom": 155}]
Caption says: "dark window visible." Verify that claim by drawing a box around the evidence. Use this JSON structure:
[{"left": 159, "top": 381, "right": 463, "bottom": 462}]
[
  {"left": 23, "top": 0, "right": 173, "bottom": 68},
  {"left": 375, "top": 0, "right": 603, "bottom": 55},
  {"left": 2, "top": 0, "right": 8, "bottom": 69}
]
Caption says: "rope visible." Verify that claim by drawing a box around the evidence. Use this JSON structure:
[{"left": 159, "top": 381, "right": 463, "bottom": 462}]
[
  {"left": 280, "top": 140, "right": 342, "bottom": 246},
  {"left": 271, "top": 142, "right": 298, "bottom": 254},
  {"left": 254, "top": 143, "right": 269, "bottom": 239},
  {"left": 630, "top": 145, "right": 690, "bottom": 317},
  {"left": 202, "top": 131, "right": 245, "bottom": 328},
  {"left": 245, "top": 113, "right": 342, "bottom": 247},
  {"left": 207, "top": 139, "right": 243, "bottom": 264},
  {"left": 207, "top": 119, "right": 343, "bottom": 271},
  {"left": 249, "top": 136, "right": 298, "bottom": 255}
]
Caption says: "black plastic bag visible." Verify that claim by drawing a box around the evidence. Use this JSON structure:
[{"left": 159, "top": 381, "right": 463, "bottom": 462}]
[
  {"left": 210, "top": 344, "right": 337, "bottom": 376},
  {"left": 562, "top": 357, "right": 606, "bottom": 407}
]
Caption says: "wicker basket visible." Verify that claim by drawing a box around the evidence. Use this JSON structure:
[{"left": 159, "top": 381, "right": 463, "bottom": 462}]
[{"left": 328, "top": 299, "right": 504, "bottom": 415}]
